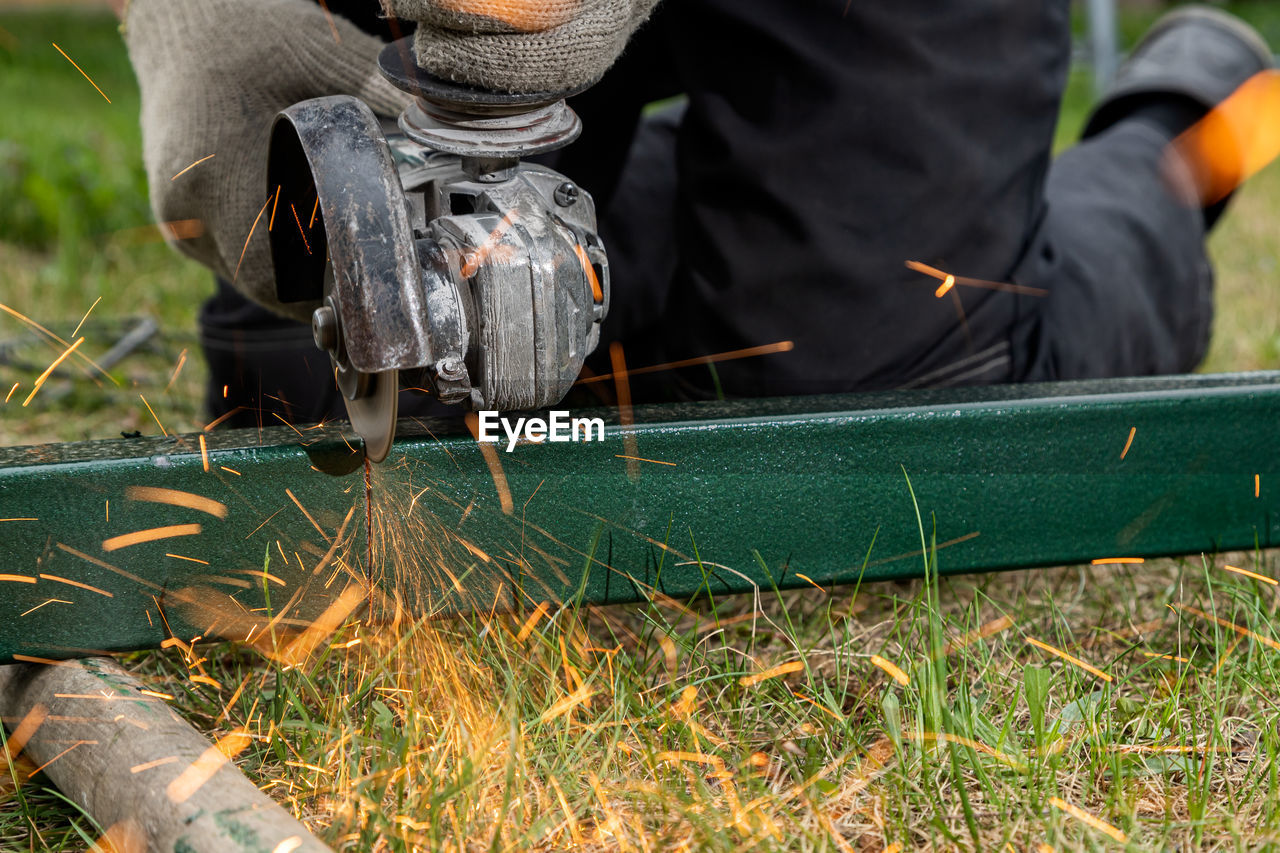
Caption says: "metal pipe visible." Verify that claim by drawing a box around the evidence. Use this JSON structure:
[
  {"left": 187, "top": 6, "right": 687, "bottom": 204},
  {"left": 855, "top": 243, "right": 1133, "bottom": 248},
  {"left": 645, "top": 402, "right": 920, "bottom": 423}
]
[{"left": 2, "top": 373, "right": 1278, "bottom": 662}]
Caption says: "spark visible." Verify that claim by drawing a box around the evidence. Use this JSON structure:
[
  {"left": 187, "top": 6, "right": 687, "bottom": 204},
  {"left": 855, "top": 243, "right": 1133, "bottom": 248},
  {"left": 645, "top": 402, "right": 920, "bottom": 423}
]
[
  {"left": 1026, "top": 637, "right": 1112, "bottom": 683},
  {"left": 0, "top": 302, "right": 113, "bottom": 382},
  {"left": 615, "top": 454, "right": 676, "bottom": 467},
  {"left": 1175, "top": 603, "right": 1280, "bottom": 652},
  {"left": 539, "top": 685, "right": 596, "bottom": 722},
  {"left": 740, "top": 661, "right": 804, "bottom": 687},
  {"left": 220, "top": 466, "right": 241, "bottom": 476},
  {"left": 102, "top": 523, "right": 203, "bottom": 552},
  {"left": 574, "top": 243, "right": 604, "bottom": 302},
  {"left": 0, "top": 574, "right": 36, "bottom": 584},
  {"left": 316, "top": 0, "right": 342, "bottom": 43},
  {"left": 1142, "top": 651, "right": 1190, "bottom": 663},
  {"left": 1223, "top": 564, "right": 1277, "bottom": 585},
  {"left": 71, "top": 296, "right": 101, "bottom": 338},
  {"left": 290, "top": 203, "right": 312, "bottom": 254},
  {"left": 944, "top": 615, "right": 1015, "bottom": 655},
  {"left": 793, "top": 572, "right": 824, "bottom": 591},
  {"left": 1256, "top": 474, "right": 1261, "bottom": 498},
  {"left": 268, "top": 184, "right": 281, "bottom": 231},
  {"left": 27, "top": 741, "right": 94, "bottom": 779},
  {"left": 234, "top": 195, "right": 273, "bottom": 283},
  {"left": 1091, "top": 557, "right": 1144, "bottom": 565},
  {"left": 189, "top": 674, "right": 222, "bottom": 689},
  {"left": 204, "top": 406, "right": 247, "bottom": 431},
  {"left": 199, "top": 434, "right": 210, "bottom": 472},
  {"left": 171, "top": 153, "right": 215, "bottom": 181},
  {"left": 4, "top": 382, "right": 17, "bottom": 403},
  {"left": 870, "top": 654, "right": 910, "bottom": 685},
  {"left": 0, "top": 517, "right": 36, "bottom": 522},
  {"left": 130, "top": 756, "right": 179, "bottom": 774},
  {"left": 905, "top": 260, "right": 1049, "bottom": 297},
  {"left": 610, "top": 341, "right": 639, "bottom": 482},
  {"left": 57, "top": 542, "right": 161, "bottom": 590},
  {"left": 1049, "top": 796, "right": 1127, "bottom": 843},
  {"left": 39, "top": 573, "right": 112, "bottom": 598},
  {"left": 165, "top": 348, "right": 189, "bottom": 392},
  {"left": 20, "top": 599, "right": 70, "bottom": 617},
  {"left": 139, "top": 394, "right": 167, "bottom": 436},
  {"left": 1120, "top": 426, "right": 1136, "bottom": 459},
  {"left": 309, "top": 196, "right": 319, "bottom": 229},
  {"left": 51, "top": 43, "right": 110, "bottom": 102},
  {"left": 579, "top": 340, "right": 796, "bottom": 386},
  {"left": 904, "top": 731, "right": 1026, "bottom": 769},
  {"left": 167, "top": 727, "right": 252, "bottom": 804},
  {"left": 139, "top": 689, "right": 174, "bottom": 701},
  {"left": 166, "top": 554, "right": 210, "bottom": 565},
  {"left": 275, "top": 583, "right": 367, "bottom": 666},
  {"left": 3, "top": 703, "right": 47, "bottom": 759},
  {"left": 515, "top": 601, "right": 551, "bottom": 642},
  {"left": 285, "top": 488, "right": 328, "bottom": 540},
  {"left": 124, "top": 486, "right": 228, "bottom": 519},
  {"left": 22, "top": 336, "right": 84, "bottom": 406},
  {"left": 465, "top": 412, "right": 514, "bottom": 514}
]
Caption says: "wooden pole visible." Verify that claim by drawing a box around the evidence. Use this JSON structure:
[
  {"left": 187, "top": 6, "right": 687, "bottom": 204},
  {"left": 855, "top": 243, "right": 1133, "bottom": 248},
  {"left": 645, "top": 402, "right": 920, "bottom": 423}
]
[{"left": 0, "top": 657, "right": 331, "bottom": 853}]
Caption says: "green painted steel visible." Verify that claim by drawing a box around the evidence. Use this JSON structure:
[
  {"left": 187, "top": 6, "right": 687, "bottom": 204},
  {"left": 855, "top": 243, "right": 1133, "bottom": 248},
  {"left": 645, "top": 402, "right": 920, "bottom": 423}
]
[{"left": 1, "top": 372, "right": 1278, "bottom": 663}]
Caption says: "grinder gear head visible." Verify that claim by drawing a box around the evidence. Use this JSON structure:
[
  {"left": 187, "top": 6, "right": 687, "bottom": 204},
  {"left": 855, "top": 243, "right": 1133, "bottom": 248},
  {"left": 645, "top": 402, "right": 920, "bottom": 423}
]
[{"left": 267, "top": 38, "right": 609, "bottom": 462}]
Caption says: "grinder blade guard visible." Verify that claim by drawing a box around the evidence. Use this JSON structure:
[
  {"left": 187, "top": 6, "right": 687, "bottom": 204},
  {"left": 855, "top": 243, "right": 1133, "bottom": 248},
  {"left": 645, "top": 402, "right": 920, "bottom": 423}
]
[{"left": 267, "top": 38, "right": 610, "bottom": 462}]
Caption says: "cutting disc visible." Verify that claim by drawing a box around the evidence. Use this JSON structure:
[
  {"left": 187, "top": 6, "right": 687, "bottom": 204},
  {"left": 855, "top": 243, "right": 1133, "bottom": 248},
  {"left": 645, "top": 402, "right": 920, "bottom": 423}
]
[{"left": 343, "top": 369, "right": 399, "bottom": 463}]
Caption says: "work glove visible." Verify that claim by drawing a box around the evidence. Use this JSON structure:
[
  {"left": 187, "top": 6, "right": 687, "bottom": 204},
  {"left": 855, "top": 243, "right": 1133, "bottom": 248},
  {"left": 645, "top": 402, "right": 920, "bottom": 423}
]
[
  {"left": 385, "top": 0, "right": 661, "bottom": 93},
  {"left": 124, "top": 0, "right": 410, "bottom": 322}
]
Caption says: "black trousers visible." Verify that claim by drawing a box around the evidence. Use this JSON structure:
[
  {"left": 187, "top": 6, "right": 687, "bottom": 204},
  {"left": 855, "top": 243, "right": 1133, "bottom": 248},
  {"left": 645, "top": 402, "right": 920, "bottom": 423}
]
[{"left": 202, "top": 0, "right": 1213, "bottom": 426}]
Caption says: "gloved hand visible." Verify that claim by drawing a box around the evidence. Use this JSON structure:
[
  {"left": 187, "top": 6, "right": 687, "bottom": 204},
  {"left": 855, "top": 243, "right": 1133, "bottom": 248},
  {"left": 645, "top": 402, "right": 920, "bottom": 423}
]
[
  {"left": 386, "top": 0, "right": 661, "bottom": 93},
  {"left": 124, "top": 0, "right": 410, "bottom": 322}
]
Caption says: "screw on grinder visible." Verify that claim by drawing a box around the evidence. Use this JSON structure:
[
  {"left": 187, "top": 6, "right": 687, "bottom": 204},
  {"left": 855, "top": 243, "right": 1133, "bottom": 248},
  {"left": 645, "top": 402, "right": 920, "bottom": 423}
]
[{"left": 267, "top": 37, "right": 609, "bottom": 462}]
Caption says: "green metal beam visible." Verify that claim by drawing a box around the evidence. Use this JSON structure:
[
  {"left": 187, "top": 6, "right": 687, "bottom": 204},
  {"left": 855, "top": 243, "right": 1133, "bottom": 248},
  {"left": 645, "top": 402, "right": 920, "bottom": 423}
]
[{"left": 2, "top": 372, "right": 1278, "bottom": 663}]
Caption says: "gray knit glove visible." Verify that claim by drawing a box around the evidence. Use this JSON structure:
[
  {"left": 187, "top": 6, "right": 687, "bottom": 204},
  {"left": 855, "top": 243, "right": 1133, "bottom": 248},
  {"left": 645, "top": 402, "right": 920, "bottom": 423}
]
[
  {"left": 386, "top": 0, "right": 661, "bottom": 93},
  {"left": 124, "top": 0, "right": 410, "bottom": 322}
]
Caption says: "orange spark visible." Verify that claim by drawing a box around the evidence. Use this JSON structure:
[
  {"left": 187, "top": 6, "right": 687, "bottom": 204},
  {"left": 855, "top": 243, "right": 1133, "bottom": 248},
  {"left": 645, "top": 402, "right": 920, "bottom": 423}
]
[
  {"left": 19, "top": 599, "right": 70, "bottom": 617},
  {"left": 268, "top": 184, "right": 281, "bottom": 231},
  {"left": 203, "top": 406, "right": 247, "bottom": 432},
  {"left": 316, "top": 0, "right": 342, "bottom": 43},
  {"left": 1091, "top": 557, "right": 1144, "bottom": 565},
  {"left": 166, "top": 727, "right": 252, "bottom": 804},
  {"left": 870, "top": 654, "right": 910, "bottom": 685},
  {"left": 198, "top": 434, "right": 210, "bottom": 472},
  {"left": 130, "top": 755, "right": 179, "bottom": 774},
  {"left": 905, "top": 260, "right": 1048, "bottom": 297},
  {"left": 171, "top": 154, "right": 215, "bottom": 181},
  {"left": 515, "top": 601, "right": 551, "bottom": 643},
  {"left": 579, "top": 340, "right": 795, "bottom": 386},
  {"left": 290, "top": 203, "right": 312, "bottom": 254},
  {"left": 0, "top": 574, "right": 36, "bottom": 584},
  {"left": 138, "top": 689, "right": 174, "bottom": 701},
  {"left": 22, "top": 336, "right": 83, "bottom": 406},
  {"left": 56, "top": 542, "right": 161, "bottom": 590},
  {"left": 740, "top": 660, "right": 804, "bottom": 687},
  {"left": 614, "top": 454, "right": 676, "bottom": 467},
  {"left": 1223, "top": 564, "right": 1277, "bottom": 585},
  {"left": 4, "top": 382, "right": 17, "bottom": 403},
  {"left": 1120, "top": 426, "right": 1136, "bottom": 460},
  {"left": 27, "top": 741, "right": 91, "bottom": 779},
  {"left": 944, "top": 615, "right": 1015, "bottom": 655},
  {"left": 1026, "top": 637, "right": 1112, "bottom": 683},
  {"left": 1142, "top": 651, "right": 1190, "bottom": 663},
  {"left": 1256, "top": 474, "right": 1261, "bottom": 498},
  {"left": 1175, "top": 603, "right": 1280, "bottom": 652},
  {"left": 309, "top": 196, "right": 319, "bottom": 229},
  {"left": 275, "top": 583, "right": 367, "bottom": 667},
  {"left": 539, "top": 685, "right": 595, "bottom": 722},
  {"left": 166, "top": 349, "right": 189, "bottom": 392},
  {"left": 71, "top": 296, "right": 101, "bottom": 338},
  {"left": 465, "top": 412, "right": 514, "bottom": 515},
  {"left": 139, "top": 394, "right": 167, "bottom": 436},
  {"left": 1167, "top": 70, "right": 1280, "bottom": 206},
  {"left": 3, "top": 703, "right": 47, "bottom": 759},
  {"left": 610, "top": 341, "right": 639, "bottom": 482},
  {"left": 51, "top": 43, "right": 110, "bottom": 102},
  {"left": 0, "top": 518, "right": 36, "bottom": 522},
  {"left": 102, "top": 524, "right": 202, "bottom": 552},
  {"left": 794, "top": 572, "right": 824, "bottom": 591},
  {"left": 1049, "top": 796, "right": 1127, "bottom": 843},
  {"left": 39, "top": 573, "right": 113, "bottom": 598},
  {"left": 234, "top": 195, "right": 273, "bottom": 283},
  {"left": 285, "top": 488, "right": 328, "bottom": 539},
  {"left": 165, "top": 554, "right": 210, "bottom": 565},
  {"left": 124, "top": 486, "right": 228, "bottom": 519},
  {"left": 0, "top": 303, "right": 113, "bottom": 382},
  {"left": 219, "top": 466, "right": 241, "bottom": 476}
]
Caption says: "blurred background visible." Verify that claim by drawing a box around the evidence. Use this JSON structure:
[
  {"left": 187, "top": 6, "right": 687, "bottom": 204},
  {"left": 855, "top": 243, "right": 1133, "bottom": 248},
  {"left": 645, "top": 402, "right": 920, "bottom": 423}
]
[{"left": 2, "top": 0, "right": 1279, "bottom": 447}]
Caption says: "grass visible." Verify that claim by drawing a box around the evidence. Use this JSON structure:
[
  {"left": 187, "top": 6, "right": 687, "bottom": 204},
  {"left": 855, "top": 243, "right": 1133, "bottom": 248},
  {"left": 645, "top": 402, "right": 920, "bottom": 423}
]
[{"left": 3, "top": 3, "right": 1280, "bottom": 851}]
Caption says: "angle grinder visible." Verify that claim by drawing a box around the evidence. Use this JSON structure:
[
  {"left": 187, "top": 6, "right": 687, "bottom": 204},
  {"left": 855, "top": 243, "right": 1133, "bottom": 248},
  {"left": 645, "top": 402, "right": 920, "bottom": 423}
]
[{"left": 267, "top": 38, "right": 609, "bottom": 462}]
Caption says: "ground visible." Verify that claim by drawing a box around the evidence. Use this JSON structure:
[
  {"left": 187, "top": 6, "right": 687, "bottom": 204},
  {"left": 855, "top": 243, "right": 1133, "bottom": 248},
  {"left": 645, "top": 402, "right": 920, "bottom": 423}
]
[{"left": 3, "top": 3, "right": 1280, "bottom": 851}]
